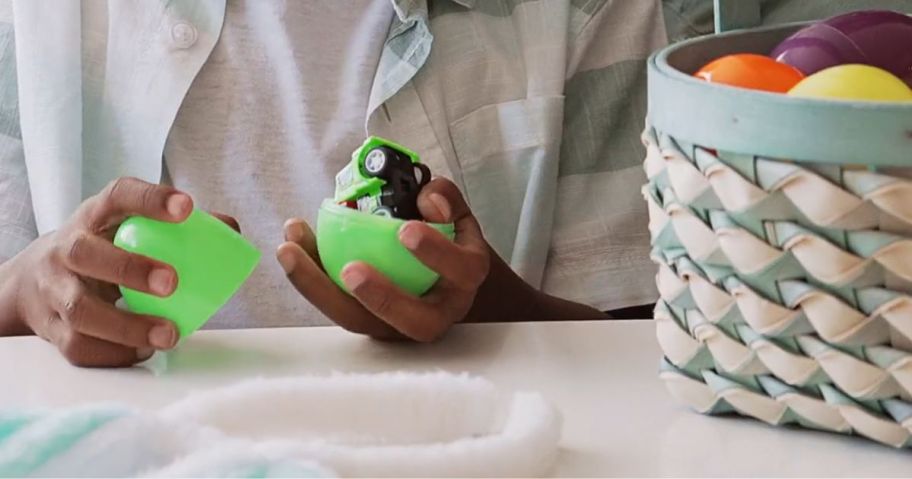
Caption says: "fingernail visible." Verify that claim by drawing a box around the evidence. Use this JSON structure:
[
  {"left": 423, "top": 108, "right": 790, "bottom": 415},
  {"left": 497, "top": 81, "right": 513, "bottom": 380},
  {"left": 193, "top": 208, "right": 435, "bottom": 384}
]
[
  {"left": 285, "top": 221, "right": 305, "bottom": 243},
  {"left": 148, "top": 268, "right": 176, "bottom": 296},
  {"left": 429, "top": 193, "right": 451, "bottom": 222},
  {"left": 277, "top": 249, "right": 296, "bottom": 274},
  {"left": 399, "top": 222, "right": 422, "bottom": 250},
  {"left": 341, "top": 264, "right": 367, "bottom": 291},
  {"left": 136, "top": 348, "right": 155, "bottom": 361},
  {"left": 167, "top": 194, "right": 191, "bottom": 218},
  {"left": 148, "top": 324, "right": 176, "bottom": 350}
]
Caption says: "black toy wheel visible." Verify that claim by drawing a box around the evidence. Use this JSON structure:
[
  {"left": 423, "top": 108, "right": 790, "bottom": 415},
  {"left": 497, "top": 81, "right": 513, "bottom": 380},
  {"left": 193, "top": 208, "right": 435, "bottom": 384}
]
[
  {"left": 414, "top": 163, "right": 431, "bottom": 186},
  {"left": 372, "top": 206, "right": 395, "bottom": 218},
  {"left": 363, "top": 147, "right": 392, "bottom": 177}
]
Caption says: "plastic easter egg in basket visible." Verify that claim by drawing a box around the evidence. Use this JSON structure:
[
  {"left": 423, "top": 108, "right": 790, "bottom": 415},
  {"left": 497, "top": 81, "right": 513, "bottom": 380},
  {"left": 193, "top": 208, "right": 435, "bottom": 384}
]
[
  {"left": 770, "top": 23, "right": 866, "bottom": 77},
  {"left": 694, "top": 53, "right": 805, "bottom": 93},
  {"left": 772, "top": 10, "right": 912, "bottom": 85},
  {"left": 788, "top": 64, "right": 912, "bottom": 102}
]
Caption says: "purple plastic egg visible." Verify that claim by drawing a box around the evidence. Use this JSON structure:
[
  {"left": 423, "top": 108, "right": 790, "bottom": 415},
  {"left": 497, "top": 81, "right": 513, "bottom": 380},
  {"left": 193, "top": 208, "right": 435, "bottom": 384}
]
[
  {"left": 771, "top": 23, "right": 866, "bottom": 77},
  {"left": 772, "top": 10, "right": 912, "bottom": 85}
]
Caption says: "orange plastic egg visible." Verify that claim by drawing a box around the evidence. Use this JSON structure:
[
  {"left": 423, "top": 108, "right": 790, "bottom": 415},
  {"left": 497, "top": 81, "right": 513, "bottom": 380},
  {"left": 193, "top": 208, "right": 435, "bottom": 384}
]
[{"left": 695, "top": 53, "right": 806, "bottom": 93}]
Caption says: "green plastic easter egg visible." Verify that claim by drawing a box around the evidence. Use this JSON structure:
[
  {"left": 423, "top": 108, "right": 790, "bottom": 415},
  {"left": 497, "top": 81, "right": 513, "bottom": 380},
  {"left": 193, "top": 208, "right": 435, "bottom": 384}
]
[
  {"left": 316, "top": 200, "right": 455, "bottom": 296},
  {"left": 113, "top": 210, "right": 261, "bottom": 338}
]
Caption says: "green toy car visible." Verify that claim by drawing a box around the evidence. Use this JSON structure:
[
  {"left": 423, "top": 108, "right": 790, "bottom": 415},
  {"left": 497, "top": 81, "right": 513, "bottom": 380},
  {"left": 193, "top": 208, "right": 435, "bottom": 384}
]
[{"left": 334, "top": 137, "right": 431, "bottom": 220}]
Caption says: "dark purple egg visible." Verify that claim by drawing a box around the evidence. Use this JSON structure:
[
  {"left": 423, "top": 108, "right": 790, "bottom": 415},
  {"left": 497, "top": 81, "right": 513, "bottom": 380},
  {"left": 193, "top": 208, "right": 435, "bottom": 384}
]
[
  {"left": 771, "top": 23, "right": 866, "bottom": 76},
  {"left": 772, "top": 10, "right": 912, "bottom": 85}
]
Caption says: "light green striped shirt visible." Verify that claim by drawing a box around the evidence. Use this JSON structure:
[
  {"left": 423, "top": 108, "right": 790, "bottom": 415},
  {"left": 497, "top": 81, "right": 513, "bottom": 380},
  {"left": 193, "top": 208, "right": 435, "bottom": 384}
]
[{"left": 0, "top": 0, "right": 901, "bottom": 312}]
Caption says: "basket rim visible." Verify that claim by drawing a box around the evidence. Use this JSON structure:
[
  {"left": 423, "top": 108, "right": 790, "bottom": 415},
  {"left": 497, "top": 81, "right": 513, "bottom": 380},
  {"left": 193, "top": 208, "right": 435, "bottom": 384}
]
[{"left": 647, "top": 21, "right": 912, "bottom": 166}]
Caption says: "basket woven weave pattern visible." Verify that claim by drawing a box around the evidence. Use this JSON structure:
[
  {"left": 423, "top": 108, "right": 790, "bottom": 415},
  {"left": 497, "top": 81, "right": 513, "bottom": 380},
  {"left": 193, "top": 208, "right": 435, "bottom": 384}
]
[{"left": 642, "top": 125, "right": 912, "bottom": 448}]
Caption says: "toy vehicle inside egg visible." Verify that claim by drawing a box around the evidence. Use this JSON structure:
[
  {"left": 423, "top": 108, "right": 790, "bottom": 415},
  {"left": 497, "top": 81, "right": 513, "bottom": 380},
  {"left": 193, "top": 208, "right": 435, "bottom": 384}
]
[{"left": 333, "top": 137, "right": 431, "bottom": 221}]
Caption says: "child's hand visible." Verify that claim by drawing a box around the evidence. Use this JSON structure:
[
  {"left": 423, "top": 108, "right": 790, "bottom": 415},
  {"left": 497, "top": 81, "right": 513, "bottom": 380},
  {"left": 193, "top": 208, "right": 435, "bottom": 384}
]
[
  {"left": 276, "top": 178, "right": 493, "bottom": 341},
  {"left": 1, "top": 178, "right": 188, "bottom": 366}
]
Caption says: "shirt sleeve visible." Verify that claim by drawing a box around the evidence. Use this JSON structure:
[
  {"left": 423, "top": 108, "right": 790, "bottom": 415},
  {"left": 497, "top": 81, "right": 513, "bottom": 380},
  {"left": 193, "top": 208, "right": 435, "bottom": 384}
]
[{"left": 0, "top": 17, "right": 38, "bottom": 263}]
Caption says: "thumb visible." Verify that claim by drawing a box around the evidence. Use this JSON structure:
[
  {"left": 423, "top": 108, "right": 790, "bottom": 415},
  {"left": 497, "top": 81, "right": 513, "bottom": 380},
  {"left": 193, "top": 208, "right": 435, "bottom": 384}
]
[
  {"left": 417, "top": 178, "right": 469, "bottom": 224},
  {"left": 417, "top": 178, "right": 487, "bottom": 251}
]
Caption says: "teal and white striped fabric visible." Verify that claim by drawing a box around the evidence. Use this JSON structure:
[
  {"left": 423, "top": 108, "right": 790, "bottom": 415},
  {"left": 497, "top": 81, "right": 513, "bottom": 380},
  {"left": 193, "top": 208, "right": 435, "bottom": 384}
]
[
  {"left": 0, "top": 373, "right": 560, "bottom": 477},
  {"left": 0, "top": 405, "right": 331, "bottom": 477}
]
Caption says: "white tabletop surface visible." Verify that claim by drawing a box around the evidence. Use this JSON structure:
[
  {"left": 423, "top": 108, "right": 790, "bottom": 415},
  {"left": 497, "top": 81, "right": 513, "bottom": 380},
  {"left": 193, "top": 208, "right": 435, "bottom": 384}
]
[{"left": 1, "top": 320, "right": 909, "bottom": 477}]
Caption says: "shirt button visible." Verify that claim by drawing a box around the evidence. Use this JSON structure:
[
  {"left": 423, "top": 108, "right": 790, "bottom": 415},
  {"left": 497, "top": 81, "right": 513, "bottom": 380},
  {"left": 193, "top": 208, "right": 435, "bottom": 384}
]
[{"left": 170, "top": 22, "right": 198, "bottom": 49}]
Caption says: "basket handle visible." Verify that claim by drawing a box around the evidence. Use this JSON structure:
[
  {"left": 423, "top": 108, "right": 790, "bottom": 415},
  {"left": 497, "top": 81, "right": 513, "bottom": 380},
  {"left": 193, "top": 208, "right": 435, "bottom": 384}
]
[{"left": 714, "top": 0, "right": 762, "bottom": 33}]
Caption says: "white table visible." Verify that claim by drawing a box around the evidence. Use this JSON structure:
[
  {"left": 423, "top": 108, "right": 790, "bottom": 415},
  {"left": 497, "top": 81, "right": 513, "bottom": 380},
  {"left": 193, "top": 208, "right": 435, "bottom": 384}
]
[{"left": 1, "top": 320, "right": 909, "bottom": 477}]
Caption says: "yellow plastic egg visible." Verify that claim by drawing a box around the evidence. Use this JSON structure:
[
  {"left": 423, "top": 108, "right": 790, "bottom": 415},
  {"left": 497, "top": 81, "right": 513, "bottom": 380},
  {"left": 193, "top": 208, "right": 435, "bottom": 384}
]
[{"left": 788, "top": 64, "right": 912, "bottom": 102}]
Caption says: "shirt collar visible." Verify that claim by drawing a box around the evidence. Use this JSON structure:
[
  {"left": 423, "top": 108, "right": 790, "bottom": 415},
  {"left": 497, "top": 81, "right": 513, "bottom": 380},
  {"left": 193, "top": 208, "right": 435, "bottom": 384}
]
[{"left": 389, "top": 0, "right": 475, "bottom": 21}]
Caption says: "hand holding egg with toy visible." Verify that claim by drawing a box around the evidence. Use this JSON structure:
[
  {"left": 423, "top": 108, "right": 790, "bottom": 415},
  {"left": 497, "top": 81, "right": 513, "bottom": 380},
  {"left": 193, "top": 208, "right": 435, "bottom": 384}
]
[{"left": 316, "top": 137, "right": 455, "bottom": 297}]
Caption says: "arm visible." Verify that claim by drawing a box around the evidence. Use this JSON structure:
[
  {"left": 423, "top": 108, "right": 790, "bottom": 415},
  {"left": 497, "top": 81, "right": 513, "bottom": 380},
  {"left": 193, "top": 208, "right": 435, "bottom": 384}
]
[
  {"left": 467, "top": 252, "right": 607, "bottom": 323},
  {"left": 1, "top": 178, "right": 193, "bottom": 365}
]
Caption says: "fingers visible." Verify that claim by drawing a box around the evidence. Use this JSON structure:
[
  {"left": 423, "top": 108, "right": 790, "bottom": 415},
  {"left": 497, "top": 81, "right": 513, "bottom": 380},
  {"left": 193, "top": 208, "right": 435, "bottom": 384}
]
[
  {"left": 341, "top": 262, "right": 454, "bottom": 342},
  {"left": 398, "top": 221, "right": 489, "bottom": 292},
  {"left": 283, "top": 218, "right": 320, "bottom": 266},
  {"left": 276, "top": 242, "right": 400, "bottom": 339},
  {"left": 59, "top": 232, "right": 177, "bottom": 296},
  {"left": 409, "top": 178, "right": 491, "bottom": 291},
  {"left": 416, "top": 178, "right": 487, "bottom": 251},
  {"left": 42, "top": 315, "right": 152, "bottom": 368},
  {"left": 81, "top": 177, "right": 193, "bottom": 231},
  {"left": 210, "top": 211, "right": 241, "bottom": 233},
  {"left": 46, "top": 277, "right": 178, "bottom": 350}
]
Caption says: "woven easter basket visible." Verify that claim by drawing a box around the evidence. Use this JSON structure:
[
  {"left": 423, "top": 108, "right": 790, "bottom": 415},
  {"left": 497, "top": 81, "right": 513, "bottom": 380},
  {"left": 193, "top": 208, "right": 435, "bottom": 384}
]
[{"left": 645, "top": 1, "right": 912, "bottom": 448}]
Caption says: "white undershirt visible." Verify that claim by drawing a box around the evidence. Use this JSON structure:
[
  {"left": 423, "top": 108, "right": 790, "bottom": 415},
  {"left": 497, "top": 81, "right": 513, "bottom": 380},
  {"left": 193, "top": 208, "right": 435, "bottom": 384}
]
[{"left": 164, "top": 0, "right": 393, "bottom": 328}]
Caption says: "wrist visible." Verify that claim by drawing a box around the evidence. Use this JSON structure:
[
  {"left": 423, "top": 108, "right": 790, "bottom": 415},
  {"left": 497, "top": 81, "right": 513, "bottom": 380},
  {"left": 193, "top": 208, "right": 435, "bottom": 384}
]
[
  {"left": 465, "top": 252, "right": 535, "bottom": 322},
  {"left": 531, "top": 291, "right": 610, "bottom": 321},
  {"left": 469, "top": 251, "right": 608, "bottom": 323}
]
